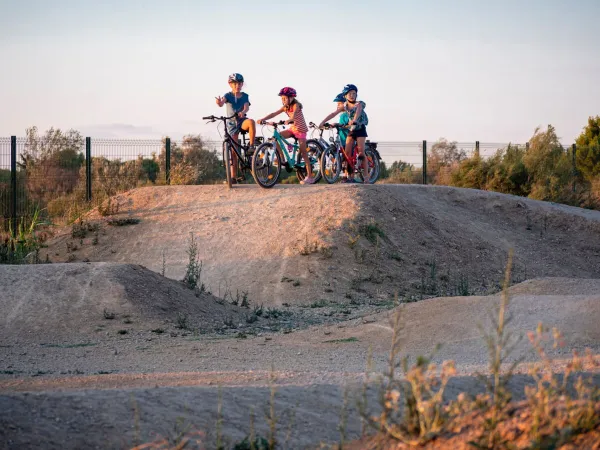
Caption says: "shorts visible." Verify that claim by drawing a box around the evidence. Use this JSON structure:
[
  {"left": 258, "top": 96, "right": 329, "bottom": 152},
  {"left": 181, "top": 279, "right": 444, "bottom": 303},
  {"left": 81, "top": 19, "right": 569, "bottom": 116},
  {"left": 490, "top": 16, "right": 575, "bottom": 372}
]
[
  {"left": 226, "top": 116, "right": 246, "bottom": 135},
  {"left": 290, "top": 128, "right": 307, "bottom": 140},
  {"left": 349, "top": 126, "right": 368, "bottom": 139}
]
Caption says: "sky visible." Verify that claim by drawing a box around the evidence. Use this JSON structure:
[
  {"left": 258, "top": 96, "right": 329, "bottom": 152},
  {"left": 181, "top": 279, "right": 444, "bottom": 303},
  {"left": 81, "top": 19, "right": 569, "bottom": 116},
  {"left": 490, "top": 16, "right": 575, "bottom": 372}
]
[{"left": 1, "top": 0, "right": 599, "bottom": 149}]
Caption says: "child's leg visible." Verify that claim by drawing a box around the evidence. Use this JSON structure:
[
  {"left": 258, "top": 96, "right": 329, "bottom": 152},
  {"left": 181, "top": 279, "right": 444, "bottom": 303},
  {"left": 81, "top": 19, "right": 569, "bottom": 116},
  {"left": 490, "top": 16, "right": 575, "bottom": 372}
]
[
  {"left": 356, "top": 137, "right": 368, "bottom": 182},
  {"left": 230, "top": 133, "right": 239, "bottom": 179},
  {"left": 344, "top": 136, "right": 356, "bottom": 178},
  {"left": 298, "top": 138, "right": 314, "bottom": 178},
  {"left": 277, "top": 130, "right": 293, "bottom": 163},
  {"left": 241, "top": 119, "right": 256, "bottom": 146}
]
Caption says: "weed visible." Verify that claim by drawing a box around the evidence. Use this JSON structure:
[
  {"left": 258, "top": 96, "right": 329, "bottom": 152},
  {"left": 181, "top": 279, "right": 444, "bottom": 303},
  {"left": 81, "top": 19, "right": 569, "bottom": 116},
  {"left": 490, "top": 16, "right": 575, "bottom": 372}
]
[
  {"left": 176, "top": 312, "right": 189, "bottom": 330},
  {"left": 361, "top": 219, "right": 385, "bottom": 244},
  {"left": 524, "top": 324, "right": 600, "bottom": 448},
  {"left": 347, "top": 234, "right": 360, "bottom": 249},
  {"left": 151, "top": 328, "right": 165, "bottom": 334},
  {"left": 292, "top": 280, "right": 301, "bottom": 287},
  {"left": 324, "top": 337, "right": 359, "bottom": 344},
  {"left": 357, "top": 300, "right": 456, "bottom": 446},
  {"left": 107, "top": 217, "right": 140, "bottom": 226},
  {"left": 299, "top": 233, "right": 320, "bottom": 255},
  {"left": 457, "top": 273, "right": 470, "bottom": 296},
  {"left": 40, "top": 342, "right": 97, "bottom": 349},
  {"left": 310, "top": 299, "right": 328, "bottom": 308},
  {"left": 320, "top": 245, "right": 334, "bottom": 258},
  {"left": 253, "top": 304, "right": 264, "bottom": 317},
  {"left": 223, "top": 317, "right": 236, "bottom": 328},
  {"left": 1, "top": 209, "right": 46, "bottom": 264},
  {"left": 103, "top": 309, "right": 116, "bottom": 320},
  {"left": 240, "top": 290, "right": 250, "bottom": 308},
  {"left": 98, "top": 196, "right": 119, "bottom": 216},
  {"left": 246, "top": 313, "right": 259, "bottom": 324},
  {"left": 470, "top": 249, "right": 521, "bottom": 449},
  {"left": 182, "top": 233, "right": 204, "bottom": 292}
]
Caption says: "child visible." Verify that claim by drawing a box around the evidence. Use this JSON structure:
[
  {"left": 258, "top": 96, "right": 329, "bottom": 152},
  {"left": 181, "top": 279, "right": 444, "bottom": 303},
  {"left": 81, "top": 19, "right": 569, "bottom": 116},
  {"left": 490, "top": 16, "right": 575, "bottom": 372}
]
[
  {"left": 320, "top": 84, "right": 370, "bottom": 183},
  {"left": 215, "top": 73, "right": 256, "bottom": 182},
  {"left": 257, "top": 87, "right": 316, "bottom": 185}
]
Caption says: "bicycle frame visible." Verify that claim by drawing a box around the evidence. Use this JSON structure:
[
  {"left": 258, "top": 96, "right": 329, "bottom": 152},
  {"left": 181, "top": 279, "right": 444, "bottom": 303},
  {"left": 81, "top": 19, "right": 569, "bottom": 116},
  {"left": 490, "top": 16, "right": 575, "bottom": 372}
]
[{"left": 269, "top": 127, "right": 306, "bottom": 169}]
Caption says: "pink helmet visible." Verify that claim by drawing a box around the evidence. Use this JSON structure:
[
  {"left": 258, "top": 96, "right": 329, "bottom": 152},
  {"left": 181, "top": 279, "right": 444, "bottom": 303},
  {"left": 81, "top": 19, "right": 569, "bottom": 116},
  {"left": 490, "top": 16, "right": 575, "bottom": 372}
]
[{"left": 278, "top": 87, "right": 297, "bottom": 97}]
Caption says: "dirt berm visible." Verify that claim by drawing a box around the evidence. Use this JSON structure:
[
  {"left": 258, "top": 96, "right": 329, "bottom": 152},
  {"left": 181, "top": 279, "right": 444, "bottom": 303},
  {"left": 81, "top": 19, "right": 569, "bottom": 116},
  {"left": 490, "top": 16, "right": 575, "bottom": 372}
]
[{"left": 40, "top": 184, "right": 600, "bottom": 307}]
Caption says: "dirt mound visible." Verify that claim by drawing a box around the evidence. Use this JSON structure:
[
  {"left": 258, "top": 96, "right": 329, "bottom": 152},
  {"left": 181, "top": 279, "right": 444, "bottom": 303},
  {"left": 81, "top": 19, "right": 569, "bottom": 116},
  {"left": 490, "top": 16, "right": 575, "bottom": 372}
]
[
  {"left": 0, "top": 262, "right": 253, "bottom": 343},
  {"left": 40, "top": 184, "right": 600, "bottom": 308}
]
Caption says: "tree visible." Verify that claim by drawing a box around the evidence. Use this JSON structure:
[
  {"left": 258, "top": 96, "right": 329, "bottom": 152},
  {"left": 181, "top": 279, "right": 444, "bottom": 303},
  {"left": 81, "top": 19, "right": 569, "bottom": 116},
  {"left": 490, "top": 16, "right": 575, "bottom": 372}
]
[
  {"left": 20, "top": 126, "right": 85, "bottom": 199},
  {"left": 575, "top": 116, "right": 600, "bottom": 180},
  {"left": 523, "top": 125, "right": 573, "bottom": 203}
]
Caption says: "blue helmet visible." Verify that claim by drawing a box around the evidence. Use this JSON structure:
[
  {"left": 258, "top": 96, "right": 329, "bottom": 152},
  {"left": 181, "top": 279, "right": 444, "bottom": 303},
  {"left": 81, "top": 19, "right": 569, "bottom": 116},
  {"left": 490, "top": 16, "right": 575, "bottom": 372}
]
[
  {"left": 228, "top": 73, "right": 244, "bottom": 83},
  {"left": 333, "top": 92, "right": 346, "bottom": 102},
  {"left": 342, "top": 84, "right": 358, "bottom": 95}
]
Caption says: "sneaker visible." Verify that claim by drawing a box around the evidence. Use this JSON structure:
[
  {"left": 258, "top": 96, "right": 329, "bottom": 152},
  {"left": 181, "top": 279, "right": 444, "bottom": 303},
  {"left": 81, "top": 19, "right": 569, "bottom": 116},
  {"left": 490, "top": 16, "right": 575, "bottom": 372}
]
[{"left": 300, "top": 176, "right": 316, "bottom": 185}]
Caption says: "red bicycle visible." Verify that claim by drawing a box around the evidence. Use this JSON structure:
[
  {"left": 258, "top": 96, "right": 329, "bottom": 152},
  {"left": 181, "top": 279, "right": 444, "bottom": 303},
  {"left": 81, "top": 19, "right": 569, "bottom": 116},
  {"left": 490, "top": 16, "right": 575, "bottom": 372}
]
[{"left": 318, "top": 123, "right": 381, "bottom": 184}]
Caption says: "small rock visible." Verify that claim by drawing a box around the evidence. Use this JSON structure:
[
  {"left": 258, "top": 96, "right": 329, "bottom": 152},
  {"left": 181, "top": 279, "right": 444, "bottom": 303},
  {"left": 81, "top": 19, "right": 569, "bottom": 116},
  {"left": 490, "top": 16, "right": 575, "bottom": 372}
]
[
  {"left": 324, "top": 331, "right": 332, "bottom": 335},
  {"left": 265, "top": 337, "right": 272, "bottom": 341}
]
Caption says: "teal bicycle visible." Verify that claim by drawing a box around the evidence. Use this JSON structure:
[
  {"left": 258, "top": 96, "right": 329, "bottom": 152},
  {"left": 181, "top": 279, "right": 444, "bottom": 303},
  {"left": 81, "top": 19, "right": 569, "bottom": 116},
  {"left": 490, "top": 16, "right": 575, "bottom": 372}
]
[{"left": 251, "top": 121, "right": 322, "bottom": 188}]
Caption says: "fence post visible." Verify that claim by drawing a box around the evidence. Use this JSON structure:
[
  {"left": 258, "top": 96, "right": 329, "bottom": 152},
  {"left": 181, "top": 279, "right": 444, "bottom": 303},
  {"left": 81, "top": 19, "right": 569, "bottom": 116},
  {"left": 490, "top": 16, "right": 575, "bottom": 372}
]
[
  {"left": 86, "top": 137, "right": 92, "bottom": 202},
  {"left": 165, "top": 137, "right": 171, "bottom": 185},
  {"left": 572, "top": 143, "right": 577, "bottom": 193},
  {"left": 422, "top": 140, "right": 427, "bottom": 185},
  {"left": 10, "top": 136, "right": 17, "bottom": 237},
  {"left": 475, "top": 141, "right": 480, "bottom": 157}
]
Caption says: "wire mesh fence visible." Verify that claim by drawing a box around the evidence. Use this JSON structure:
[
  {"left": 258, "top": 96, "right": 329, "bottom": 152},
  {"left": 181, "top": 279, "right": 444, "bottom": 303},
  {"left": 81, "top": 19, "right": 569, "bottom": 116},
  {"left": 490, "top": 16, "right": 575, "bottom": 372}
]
[{"left": 1, "top": 135, "right": 586, "bottom": 234}]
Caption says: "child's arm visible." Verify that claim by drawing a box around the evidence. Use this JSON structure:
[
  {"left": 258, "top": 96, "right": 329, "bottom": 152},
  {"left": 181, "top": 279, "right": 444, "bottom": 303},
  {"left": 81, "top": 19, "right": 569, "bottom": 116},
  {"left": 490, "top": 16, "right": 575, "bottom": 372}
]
[
  {"left": 257, "top": 107, "right": 284, "bottom": 124},
  {"left": 215, "top": 95, "right": 227, "bottom": 107},
  {"left": 238, "top": 102, "right": 250, "bottom": 118},
  {"left": 319, "top": 106, "right": 344, "bottom": 127},
  {"left": 348, "top": 102, "right": 363, "bottom": 126}
]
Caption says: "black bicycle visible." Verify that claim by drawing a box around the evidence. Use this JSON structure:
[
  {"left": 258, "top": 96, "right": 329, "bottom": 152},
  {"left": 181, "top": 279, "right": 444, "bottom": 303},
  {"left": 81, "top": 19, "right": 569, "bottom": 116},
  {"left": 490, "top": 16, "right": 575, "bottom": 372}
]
[{"left": 202, "top": 114, "right": 263, "bottom": 188}]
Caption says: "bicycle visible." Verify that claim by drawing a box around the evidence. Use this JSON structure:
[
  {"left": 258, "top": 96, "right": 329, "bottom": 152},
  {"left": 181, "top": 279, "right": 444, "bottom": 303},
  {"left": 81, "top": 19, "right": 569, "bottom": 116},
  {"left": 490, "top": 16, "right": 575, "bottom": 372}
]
[
  {"left": 318, "top": 123, "right": 382, "bottom": 184},
  {"left": 202, "top": 113, "right": 263, "bottom": 188},
  {"left": 251, "top": 120, "right": 323, "bottom": 189}
]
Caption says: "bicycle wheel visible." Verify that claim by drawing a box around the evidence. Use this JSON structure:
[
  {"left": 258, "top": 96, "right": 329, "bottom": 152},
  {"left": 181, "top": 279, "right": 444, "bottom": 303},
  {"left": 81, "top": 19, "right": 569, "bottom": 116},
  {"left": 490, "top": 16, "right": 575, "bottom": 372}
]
[
  {"left": 357, "top": 147, "right": 381, "bottom": 184},
  {"left": 223, "top": 141, "right": 232, "bottom": 189},
  {"left": 320, "top": 145, "right": 342, "bottom": 184},
  {"left": 296, "top": 139, "right": 323, "bottom": 183},
  {"left": 252, "top": 142, "right": 281, "bottom": 189}
]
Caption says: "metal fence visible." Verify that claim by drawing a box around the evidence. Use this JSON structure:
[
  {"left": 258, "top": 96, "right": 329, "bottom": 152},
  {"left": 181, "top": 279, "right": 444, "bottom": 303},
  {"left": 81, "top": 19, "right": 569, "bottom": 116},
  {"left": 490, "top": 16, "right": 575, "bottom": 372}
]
[{"left": 0, "top": 135, "right": 579, "bottom": 235}]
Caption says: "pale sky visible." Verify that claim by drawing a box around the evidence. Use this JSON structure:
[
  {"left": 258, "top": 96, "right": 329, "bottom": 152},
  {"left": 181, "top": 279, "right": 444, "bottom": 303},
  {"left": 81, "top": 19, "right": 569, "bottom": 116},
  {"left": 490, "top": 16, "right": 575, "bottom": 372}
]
[{"left": 1, "top": 0, "right": 599, "bottom": 150}]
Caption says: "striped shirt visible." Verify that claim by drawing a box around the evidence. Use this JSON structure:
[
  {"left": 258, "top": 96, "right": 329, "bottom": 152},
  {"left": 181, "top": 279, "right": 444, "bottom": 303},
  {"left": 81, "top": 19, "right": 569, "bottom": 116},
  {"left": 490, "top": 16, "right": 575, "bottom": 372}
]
[{"left": 286, "top": 104, "right": 309, "bottom": 134}]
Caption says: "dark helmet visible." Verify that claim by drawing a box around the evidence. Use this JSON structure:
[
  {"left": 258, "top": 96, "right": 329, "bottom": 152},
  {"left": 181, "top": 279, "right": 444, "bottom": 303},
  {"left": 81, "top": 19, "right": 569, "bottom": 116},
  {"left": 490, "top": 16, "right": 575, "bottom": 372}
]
[
  {"left": 228, "top": 73, "right": 244, "bottom": 83},
  {"left": 342, "top": 84, "right": 358, "bottom": 95},
  {"left": 278, "top": 87, "right": 297, "bottom": 97},
  {"left": 333, "top": 92, "right": 346, "bottom": 102}
]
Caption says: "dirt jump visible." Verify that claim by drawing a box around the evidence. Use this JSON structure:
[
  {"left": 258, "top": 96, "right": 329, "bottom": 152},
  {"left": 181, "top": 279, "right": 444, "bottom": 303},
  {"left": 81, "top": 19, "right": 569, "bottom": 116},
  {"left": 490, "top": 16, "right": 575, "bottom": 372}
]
[{"left": 1, "top": 184, "right": 600, "bottom": 449}]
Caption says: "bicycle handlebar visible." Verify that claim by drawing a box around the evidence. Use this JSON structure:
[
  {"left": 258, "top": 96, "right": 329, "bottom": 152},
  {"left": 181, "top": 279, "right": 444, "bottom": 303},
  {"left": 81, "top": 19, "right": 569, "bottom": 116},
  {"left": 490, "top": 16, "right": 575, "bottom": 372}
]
[
  {"left": 202, "top": 114, "right": 237, "bottom": 122},
  {"left": 258, "top": 120, "right": 293, "bottom": 127},
  {"left": 321, "top": 123, "right": 347, "bottom": 130}
]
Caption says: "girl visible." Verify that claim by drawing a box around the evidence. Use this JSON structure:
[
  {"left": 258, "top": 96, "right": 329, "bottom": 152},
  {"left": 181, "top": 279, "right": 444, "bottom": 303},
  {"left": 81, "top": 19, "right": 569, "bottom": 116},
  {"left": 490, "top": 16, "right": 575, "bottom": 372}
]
[
  {"left": 215, "top": 73, "right": 257, "bottom": 182},
  {"left": 320, "top": 84, "right": 370, "bottom": 183},
  {"left": 257, "top": 87, "right": 316, "bottom": 185}
]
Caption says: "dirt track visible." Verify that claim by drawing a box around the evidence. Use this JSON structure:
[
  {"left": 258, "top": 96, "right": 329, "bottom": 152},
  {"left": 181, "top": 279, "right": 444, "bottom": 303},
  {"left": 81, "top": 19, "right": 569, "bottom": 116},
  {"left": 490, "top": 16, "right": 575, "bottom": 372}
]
[{"left": 1, "top": 184, "right": 600, "bottom": 449}]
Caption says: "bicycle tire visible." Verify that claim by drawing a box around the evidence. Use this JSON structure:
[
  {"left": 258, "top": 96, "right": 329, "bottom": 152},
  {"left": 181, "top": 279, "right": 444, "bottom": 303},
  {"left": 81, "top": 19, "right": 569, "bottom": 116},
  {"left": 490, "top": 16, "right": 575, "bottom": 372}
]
[
  {"left": 296, "top": 139, "right": 324, "bottom": 183},
  {"left": 357, "top": 147, "right": 381, "bottom": 184},
  {"left": 320, "top": 145, "right": 342, "bottom": 184},
  {"left": 223, "top": 141, "right": 233, "bottom": 189},
  {"left": 251, "top": 142, "right": 281, "bottom": 189}
]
